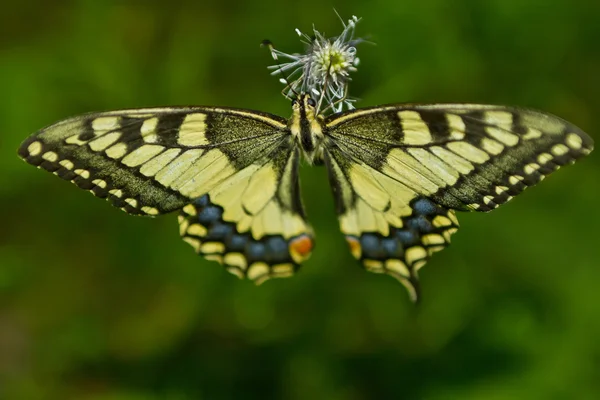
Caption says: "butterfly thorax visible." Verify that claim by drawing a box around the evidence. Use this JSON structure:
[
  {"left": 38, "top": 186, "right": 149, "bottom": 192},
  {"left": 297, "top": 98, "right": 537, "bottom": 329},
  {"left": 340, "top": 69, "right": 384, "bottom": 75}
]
[{"left": 289, "top": 94, "right": 325, "bottom": 164}]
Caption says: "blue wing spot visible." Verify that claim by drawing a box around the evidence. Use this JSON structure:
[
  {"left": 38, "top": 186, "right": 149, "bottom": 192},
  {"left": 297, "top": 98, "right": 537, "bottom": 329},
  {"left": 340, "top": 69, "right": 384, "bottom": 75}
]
[
  {"left": 226, "top": 234, "right": 247, "bottom": 252},
  {"left": 181, "top": 194, "right": 298, "bottom": 266},
  {"left": 361, "top": 233, "right": 384, "bottom": 258},
  {"left": 396, "top": 229, "right": 420, "bottom": 247},
  {"left": 193, "top": 194, "right": 210, "bottom": 207},
  {"left": 381, "top": 237, "right": 404, "bottom": 258},
  {"left": 412, "top": 198, "right": 438, "bottom": 216},
  {"left": 206, "top": 223, "right": 234, "bottom": 241},
  {"left": 198, "top": 206, "right": 222, "bottom": 225},
  {"left": 247, "top": 242, "right": 266, "bottom": 261},
  {"left": 406, "top": 215, "right": 433, "bottom": 233},
  {"left": 265, "top": 236, "right": 289, "bottom": 262}
]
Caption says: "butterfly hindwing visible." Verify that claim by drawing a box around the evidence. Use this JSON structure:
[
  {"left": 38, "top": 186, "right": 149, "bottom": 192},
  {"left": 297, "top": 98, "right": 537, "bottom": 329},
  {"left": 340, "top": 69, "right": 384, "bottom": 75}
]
[
  {"left": 178, "top": 147, "right": 314, "bottom": 284},
  {"left": 324, "top": 149, "right": 459, "bottom": 301},
  {"left": 324, "top": 104, "right": 593, "bottom": 300},
  {"left": 18, "top": 107, "right": 289, "bottom": 215}
]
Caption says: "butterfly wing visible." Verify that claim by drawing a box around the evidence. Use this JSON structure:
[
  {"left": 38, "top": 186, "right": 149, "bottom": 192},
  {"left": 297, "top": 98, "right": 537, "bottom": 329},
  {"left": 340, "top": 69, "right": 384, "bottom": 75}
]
[
  {"left": 19, "top": 107, "right": 314, "bottom": 282},
  {"left": 324, "top": 104, "right": 593, "bottom": 300},
  {"left": 18, "top": 107, "right": 290, "bottom": 215},
  {"left": 178, "top": 146, "right": 314, "bottom": 284}
]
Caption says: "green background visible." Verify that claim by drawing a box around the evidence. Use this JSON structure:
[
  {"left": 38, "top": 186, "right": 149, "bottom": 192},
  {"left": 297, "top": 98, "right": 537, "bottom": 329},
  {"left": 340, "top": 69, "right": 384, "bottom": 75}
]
[{"left": 1, "top": 0, "right": 599, "bottom": 399}]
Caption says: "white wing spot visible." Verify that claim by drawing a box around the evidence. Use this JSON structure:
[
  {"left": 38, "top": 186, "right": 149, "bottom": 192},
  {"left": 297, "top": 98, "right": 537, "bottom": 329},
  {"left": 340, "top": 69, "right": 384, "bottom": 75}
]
[
  {"left": 565, "top": 133, "right": 583, "bottom": 150},
  {"left": 224, "top": 253, "right": 248, "bottom": 270},
  {"left": 430, "top": 146, "right": 474, "bottom": 174},
  {"left": 364, "top": 259, "right": 384, "bottom": 273},
  {"left": 27, "top": 141, "right": 42, "bottom": 156},
  {"left": 422, "top": 233, "right": 445, "bottom": 245},
  {"left": 89, "top": 131, "right": 122, "bottom": 152},
  {"left": 524, "top": 163, "right": 541, "bottom": 175},
  {"left": 446, "top": 113, "right": 466, "bottom": 140},
  {"left": 59, "top": 159, "right": 74, "bottom": 170},
  {"left": 105, "top": 142, "right": 129, "bottom": 159},
  {"left": 495, "top": 186, "right": 509, "bottom": 195},
  {"left": 125, "top": 198, "right": 138, "bottom": 208},
  {"left": 481, "top": 138, "right": 504, "bottom": 155},
  {"left": 74, "top": 169, "right": 90, "bottom": 179},
  {"left": 42, "top": 151, "right": 58, "bottom": 162},
  {"left": 446, "top": 142, "right": 490, "bottom": 164},
  {"left": 551, "top": 144, "right": 569, "bottom": 156},
  {"left": 509, "top": 175, "right": 524, "bottom": 185},
  {"left": 178, "top": 113, "right": 208, "bottom": 146},
  {"left": 141, "top": 117, "right": 159, "bottom": 143},
  {"left": 247, "top": 262, "right": 270, "bottom": 281},
  {"left": 92, "top": 179, "right": 107, "bottom": 189},
  {"left": 537, "top": 153, "right": 553, "bottom": 164},
  {"left": 109, "top": 188, "right": 123, "bottom": 198},
  {"left": 142, "top": 206, "right": 159, "bottom": 215},
  {"left": 65, "top": 134, "right": 87, "bottom": 145},
  {"left": 139, "top": 148, "right": 182, "bottom": 177},
  {"left": 92, "top": 116, "right": 120, "bottom": 132},
  {"left": 432, "top": 215, "right": 452, "bottom": 228},
  {"left": 121, "top": 144, "right": 165, "bottom": 167},
  {"left": 483, "top": 195, "right": 495, "bottom": 206},
  {"left": 522, "top": 127, "right": 543, "bottom": 140},
  {"left": 399, "top": 110, "right": 432, "bottom": 145},
  {"left": 486, "top": 127, "right": 519, "bottom": 146},
  {"left": 385, "top": 260, "right": 410, "bottom": 277},
  {"left": 405, "top": 246, "right": 427, "bottom": 265},
  {"left": 182, "top": 204, "right": 196, "bottom": 216},
  {"left": 187, "top": 223, "right": 207, "bottom": 237},
  {"left": 272, "top": 263, "right": 294, "bottom": 277}
]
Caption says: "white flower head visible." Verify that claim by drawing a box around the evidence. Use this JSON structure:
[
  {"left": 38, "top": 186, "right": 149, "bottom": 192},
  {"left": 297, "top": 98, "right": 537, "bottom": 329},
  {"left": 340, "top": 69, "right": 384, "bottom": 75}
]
[{"left": 265, "top": 15, "right": 363, "bottom": 115}]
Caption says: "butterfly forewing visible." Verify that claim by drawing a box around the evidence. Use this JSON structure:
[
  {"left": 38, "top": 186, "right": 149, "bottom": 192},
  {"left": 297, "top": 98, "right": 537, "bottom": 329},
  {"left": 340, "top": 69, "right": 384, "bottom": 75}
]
[
  {"left": 18, "top": 107, "right": 289, "bottom": 215},
  {"left": 324, "top": 104, "right": 593, "bottom": 300}
]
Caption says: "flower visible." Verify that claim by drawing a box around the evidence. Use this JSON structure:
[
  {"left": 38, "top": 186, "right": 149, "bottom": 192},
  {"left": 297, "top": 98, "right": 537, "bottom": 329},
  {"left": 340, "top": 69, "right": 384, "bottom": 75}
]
[{"left": 265, "top": 15, "right": 363, "bottom": 114}]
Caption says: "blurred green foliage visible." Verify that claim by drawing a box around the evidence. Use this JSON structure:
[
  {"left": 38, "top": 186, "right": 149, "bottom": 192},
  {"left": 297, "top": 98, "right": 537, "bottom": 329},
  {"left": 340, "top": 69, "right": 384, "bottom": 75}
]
[{"left": 1, "top": 0, "right": 599, "bottom": 399}]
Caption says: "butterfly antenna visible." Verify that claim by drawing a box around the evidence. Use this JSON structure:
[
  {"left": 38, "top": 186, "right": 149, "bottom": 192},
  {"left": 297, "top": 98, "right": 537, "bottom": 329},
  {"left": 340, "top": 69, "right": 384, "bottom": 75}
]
[{"left": 261, "top": 40, "right": 299, "bottom": 100}]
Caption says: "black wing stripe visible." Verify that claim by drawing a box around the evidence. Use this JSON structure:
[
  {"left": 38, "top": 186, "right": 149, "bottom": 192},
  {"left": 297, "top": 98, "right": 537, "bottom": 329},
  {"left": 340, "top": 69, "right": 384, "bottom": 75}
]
[{"left": 18, "top": 107, "right": 289, "bottom": 216}]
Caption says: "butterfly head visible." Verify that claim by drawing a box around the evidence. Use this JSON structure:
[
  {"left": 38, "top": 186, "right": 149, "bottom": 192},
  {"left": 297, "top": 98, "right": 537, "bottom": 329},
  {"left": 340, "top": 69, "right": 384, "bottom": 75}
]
[{"left": 289, "top": 94, "right": 325, "bottom": 164}]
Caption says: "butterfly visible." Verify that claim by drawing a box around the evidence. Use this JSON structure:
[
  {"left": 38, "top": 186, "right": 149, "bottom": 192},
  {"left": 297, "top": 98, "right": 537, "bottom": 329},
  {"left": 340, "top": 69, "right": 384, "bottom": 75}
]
[{"left": 18, "top": 94, "right": 594, "bottom": 301}]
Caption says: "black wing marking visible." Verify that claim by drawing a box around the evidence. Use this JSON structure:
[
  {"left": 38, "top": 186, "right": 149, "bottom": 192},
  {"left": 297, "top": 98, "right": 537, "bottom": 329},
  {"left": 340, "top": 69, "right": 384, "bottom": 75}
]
[
  {"left": 324, "top": 104, "right": 593, "bottom": 300},
  {"left": 18, "top": 107, "right": 288, "bottom": 215},
  {"left": 326, "top": 104, "right": 593, "bottom": 212}
]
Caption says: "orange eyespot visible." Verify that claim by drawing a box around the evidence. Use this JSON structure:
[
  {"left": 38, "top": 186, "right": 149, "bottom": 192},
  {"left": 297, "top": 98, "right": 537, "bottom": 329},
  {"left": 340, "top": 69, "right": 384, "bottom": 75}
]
[
  {"left": 289, "top": 234, "right": 314, "bottom": 263},
  {"left": 345, "top": 236, "right": 362, "bottom": 259}
]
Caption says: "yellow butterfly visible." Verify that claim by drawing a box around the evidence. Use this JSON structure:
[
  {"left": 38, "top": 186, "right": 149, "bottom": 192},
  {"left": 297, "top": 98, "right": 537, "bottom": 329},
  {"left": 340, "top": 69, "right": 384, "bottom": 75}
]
[{"left": 18, "top": 94, "right": 593, "bottom": 301}]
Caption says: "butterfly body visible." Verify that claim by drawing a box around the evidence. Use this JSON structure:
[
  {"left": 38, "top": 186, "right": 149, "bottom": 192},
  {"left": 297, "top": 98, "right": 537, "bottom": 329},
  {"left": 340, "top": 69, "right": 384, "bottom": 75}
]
[
  {"left": 289, "top": 94, "right": 326, "bottom": 163},
  {"left": 18, "top": 96, "right": 593, "bottom": 301}
]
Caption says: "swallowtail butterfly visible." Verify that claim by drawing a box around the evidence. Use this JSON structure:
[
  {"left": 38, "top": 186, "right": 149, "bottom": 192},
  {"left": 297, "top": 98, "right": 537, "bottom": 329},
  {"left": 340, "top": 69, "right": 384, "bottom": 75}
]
[{"left": 18, "top": 94, "right": 593, "bottom": 301}]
